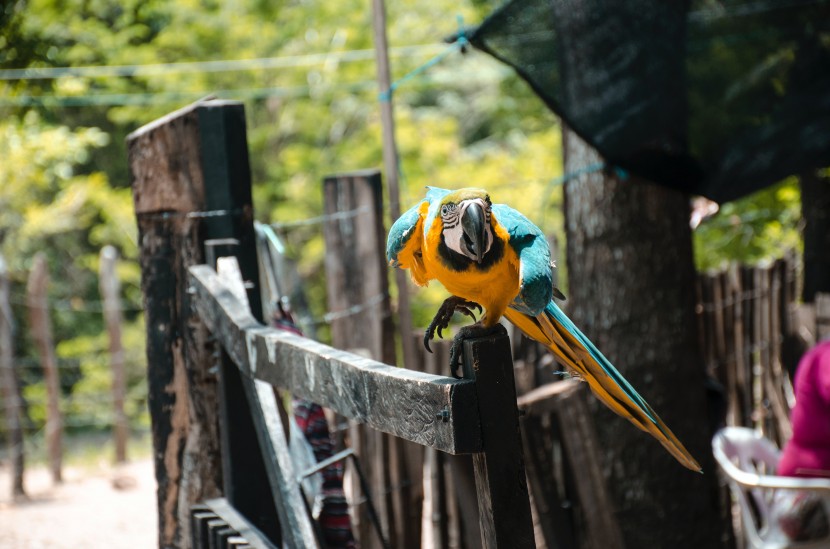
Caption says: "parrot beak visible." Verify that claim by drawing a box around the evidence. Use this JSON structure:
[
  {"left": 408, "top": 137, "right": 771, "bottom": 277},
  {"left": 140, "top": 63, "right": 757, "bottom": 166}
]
[{"left": 461, "top": 201, "right": 487, "bottom": 264}]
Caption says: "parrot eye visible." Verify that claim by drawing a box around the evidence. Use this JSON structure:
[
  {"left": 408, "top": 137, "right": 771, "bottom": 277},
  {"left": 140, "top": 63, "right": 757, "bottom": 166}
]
[{"left": 441, "top": 205, "right": 448, "bottom": 216}]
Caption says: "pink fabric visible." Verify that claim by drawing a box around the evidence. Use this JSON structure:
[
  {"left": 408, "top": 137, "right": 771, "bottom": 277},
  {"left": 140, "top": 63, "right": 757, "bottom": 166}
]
[{"left": 778, "top": 341, "right": 830, "bottom": 478}]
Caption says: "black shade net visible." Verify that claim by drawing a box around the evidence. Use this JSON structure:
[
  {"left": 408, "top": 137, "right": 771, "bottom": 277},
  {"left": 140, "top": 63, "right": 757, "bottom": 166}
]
[{"left": 467, "top": 0, "right": 830, "bottom": 203}]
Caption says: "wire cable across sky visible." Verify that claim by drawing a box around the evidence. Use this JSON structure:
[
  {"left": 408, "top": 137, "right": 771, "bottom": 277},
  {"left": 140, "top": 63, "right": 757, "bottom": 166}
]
[{"left": 0, "top": 43, "right": 446, "bottom": 81}]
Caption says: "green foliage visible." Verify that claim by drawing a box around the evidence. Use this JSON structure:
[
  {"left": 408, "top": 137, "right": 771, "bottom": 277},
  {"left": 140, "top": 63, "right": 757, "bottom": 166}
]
[
  {"left": 694, "top": 178, "right": 801, "bottom": 271},
  {"left": 0, "top": 0, "right": 804, "bottom": 439},
  {"left": 0, "top": 0, "right": 567, "bottom": 433},
  {"left": 0, "top": 111, "right": 143, "bottom": 434}
]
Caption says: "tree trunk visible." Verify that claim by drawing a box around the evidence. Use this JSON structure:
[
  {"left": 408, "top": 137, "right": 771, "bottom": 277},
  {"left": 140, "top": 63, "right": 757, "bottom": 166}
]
[
  {"left": 562, "top": 131, "right": 728, "bottom": 548},
  {"left": 800, "top": 169, "right": 830, "bottom": 303}
]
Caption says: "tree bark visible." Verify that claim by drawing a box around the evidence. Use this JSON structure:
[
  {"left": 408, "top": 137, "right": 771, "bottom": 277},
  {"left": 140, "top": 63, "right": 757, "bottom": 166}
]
[
  {"left": 562, "top": 131, "right": 728, "bottom": 548},
  {"left": 800, "top": 169, "right": 830, "bottom": 303}
]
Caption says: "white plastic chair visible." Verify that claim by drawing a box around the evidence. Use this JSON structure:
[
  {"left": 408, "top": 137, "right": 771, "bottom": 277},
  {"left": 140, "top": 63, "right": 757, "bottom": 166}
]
[{"left": 712, "top": 427, "right": 830, "bottom": 549}]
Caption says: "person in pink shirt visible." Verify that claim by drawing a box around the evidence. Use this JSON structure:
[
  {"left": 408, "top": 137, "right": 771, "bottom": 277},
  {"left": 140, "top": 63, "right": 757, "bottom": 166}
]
[
  {"left": 778, "top": 340, "right": 830, "bottom": 479},
  {"left": 774, "top": 340, "right": 830, "bottom": 541}
]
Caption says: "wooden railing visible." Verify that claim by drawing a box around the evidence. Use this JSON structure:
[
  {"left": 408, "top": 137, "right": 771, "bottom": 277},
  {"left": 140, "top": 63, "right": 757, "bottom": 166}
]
[{"left": 129, "top": 99, "right": 535, "bottom": 549}]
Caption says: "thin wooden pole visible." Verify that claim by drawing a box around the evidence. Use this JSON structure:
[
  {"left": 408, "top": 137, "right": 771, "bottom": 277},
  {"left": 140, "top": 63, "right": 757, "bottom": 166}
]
[
  {"left": 370, "top": 0, "right": 417, "bottom": 373},
  {"left": 26, "top": 252, "right": 62, "bottom": 484},
  {"left": 99, "top": 245, "right": 128, "bottom": 464},
  {"left": 0, "top": 254, "right": 26, "bottom": 497}
]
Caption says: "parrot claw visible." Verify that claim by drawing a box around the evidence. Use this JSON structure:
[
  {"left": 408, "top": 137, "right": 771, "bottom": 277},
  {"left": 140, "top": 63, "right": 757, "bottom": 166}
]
[
  {"left": 423, "top": 296, "right": 483, "bottom": 354},
  {"left": 448, "top": 323, "right": 505, "bottom": 378}
]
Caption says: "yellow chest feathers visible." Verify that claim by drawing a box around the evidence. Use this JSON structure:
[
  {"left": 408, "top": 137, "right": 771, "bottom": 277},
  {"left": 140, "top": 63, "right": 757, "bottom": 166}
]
[{"left": 422, "top": 215, "right": 521, "bottom": 311}]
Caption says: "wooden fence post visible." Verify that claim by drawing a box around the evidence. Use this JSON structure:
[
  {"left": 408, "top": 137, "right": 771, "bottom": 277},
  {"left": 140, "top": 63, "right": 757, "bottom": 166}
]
[
  {"left": 414, "top": 336, "right": 470, "bottom": 549},
  {"left": 128, "top": 100, "right": 231, "bottom": 548},
  {"left": 26, "top": 252, "right": 62, "bottom": 484},
  {"left": 0, "top": 254, "right": 26, "bottom": 497},
  {"left": 461, "top": 326, "right": 535, "bottom": 549},
  {"left": 519, "top": 381, "right": 625, "bottom": 549},
  {"left": 99, "top": 245, "right": 128, "bottom": 463},
  {"left": 322, "top": 170, "right": 422, "bottom": 549},
  {"left": 322, "top": 170, "right": 396, "bottom": 365},
  {"left": 131, "top": 99, "right": 319, "bottom": 548}
]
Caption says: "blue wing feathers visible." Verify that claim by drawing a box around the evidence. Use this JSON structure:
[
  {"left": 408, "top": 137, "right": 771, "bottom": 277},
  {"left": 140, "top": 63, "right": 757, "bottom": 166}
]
[
  {"left": 494, "top": 201, "right": 657, "bottom": 424},
  {"left": 386, "top": 200, "right": 425, "bottom": 265},
  {"left": 387, "top": 187, "right": 452, "bottom": 265},
  {"left": 494, "top": 204, "right": 553, "bottom": 315},
  {"left": 425, "top": 186, "right": 452, "bottom": 202}
]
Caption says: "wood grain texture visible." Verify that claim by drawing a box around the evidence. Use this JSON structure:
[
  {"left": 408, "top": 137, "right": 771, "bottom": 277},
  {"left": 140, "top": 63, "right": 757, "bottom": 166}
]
[
  {"left": 203, "top": 498, "right": 278, "bottom": 549},
  {"left": 242, "top": 378, "right": 319, "bottom": 548},
  {"left": 322, "top": 170, "right": 401, "bottom": 547},
  {"left": 547, "top": 383, "right": 623, "bottom": 549},
  {"left": 129, "top": 100, "right": 225, "bottom": 548},
  {"left": 188, "top": 264, "right": 481, "bottom": 455},
  {"left": 461, "top": 328, "right": 535, "bottom": 549},
  {"left": 128, "top": 101, "right": 207, "bottom": 215}
]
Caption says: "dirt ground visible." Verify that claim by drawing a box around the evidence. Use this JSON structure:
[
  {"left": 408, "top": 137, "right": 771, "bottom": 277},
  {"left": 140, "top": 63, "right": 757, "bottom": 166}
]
[{"left": 0, "top": 458, "right": 157, "bottom": 548}]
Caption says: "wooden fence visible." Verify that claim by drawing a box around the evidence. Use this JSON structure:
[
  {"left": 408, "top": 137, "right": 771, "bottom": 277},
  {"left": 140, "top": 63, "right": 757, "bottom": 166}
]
[
  {"left": 695, "top": 257, "right": 800, "bottom": 446},
  {"left": 128, "top": 99, "right": 536, "bottom": 549},
  {"left": 126, "top": 99, "right": 830, "bottom": 549}
]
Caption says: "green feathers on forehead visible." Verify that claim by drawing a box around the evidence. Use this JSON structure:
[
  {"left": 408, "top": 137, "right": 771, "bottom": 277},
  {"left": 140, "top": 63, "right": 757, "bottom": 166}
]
[{"left": 441, "top": 188, "right": 491, "bottom": 205}]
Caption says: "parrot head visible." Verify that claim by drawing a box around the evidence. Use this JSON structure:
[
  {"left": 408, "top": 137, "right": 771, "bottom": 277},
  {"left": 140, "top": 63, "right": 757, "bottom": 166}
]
[{"left": 436, "top": 188, "right": 495, "bottom": 265}]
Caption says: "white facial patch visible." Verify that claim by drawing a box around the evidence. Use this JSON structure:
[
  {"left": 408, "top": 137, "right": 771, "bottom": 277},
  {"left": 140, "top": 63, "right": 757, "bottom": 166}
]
[{"left": 442, "top": 198, "right": 494, "bottom": 261}]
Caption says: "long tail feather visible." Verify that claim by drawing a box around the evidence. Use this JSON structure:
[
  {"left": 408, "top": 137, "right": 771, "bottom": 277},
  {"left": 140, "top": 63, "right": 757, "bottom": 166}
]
[{"left": 504, "top": 303, "right": 702, "bottom": 472}]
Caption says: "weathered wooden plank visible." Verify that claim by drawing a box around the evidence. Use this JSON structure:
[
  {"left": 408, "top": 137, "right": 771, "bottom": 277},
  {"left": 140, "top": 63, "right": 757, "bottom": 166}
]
[
  {"left": 520, "top": 412, "right": 574, "bottom": 549},
  {"left": 203, "top": 498, "right": 277, "bottom": 549},
  {"left": 548, "top": 382, "right": 624, "bottom": 549},
  {"left": 733, "top": 264, "right": 751, "bottom": 425},
  {"left": 207, "top": 519, "right": 230, "bottom": 549},
  {"left": 188, "top": 264, "right": 481, "bottom": 455},
  {"left": 240, "top": 379, "right": 319, "bottom": 548},
  {"left": 461, "top": 326, "right": 535, "bottom": 549},
  {"left": 322, "top": 170, "right": 396, "bottom": 365},
  {"left": 190, "top": 509, "right": 218, "bottom": 548},
  {"left": 517, "top": 379, "right": 580, "bottom": 415},
  {"left": 322, "top": 171, "right": 404, "bottom": 548},
  {"left": 205, "top": 235, "right": 282, "bottom": 542},
  {"left": 215, "top": 345, "right": 282, "bottom": 544},
  {"left": 129, "top": 98, "right": 224, "bottom": 548}
]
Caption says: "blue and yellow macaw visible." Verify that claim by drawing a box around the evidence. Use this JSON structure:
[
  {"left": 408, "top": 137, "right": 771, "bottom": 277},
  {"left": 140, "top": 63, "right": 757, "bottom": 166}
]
[{"left": 386, "top": 187, "right": 701, "bottom": 472}]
